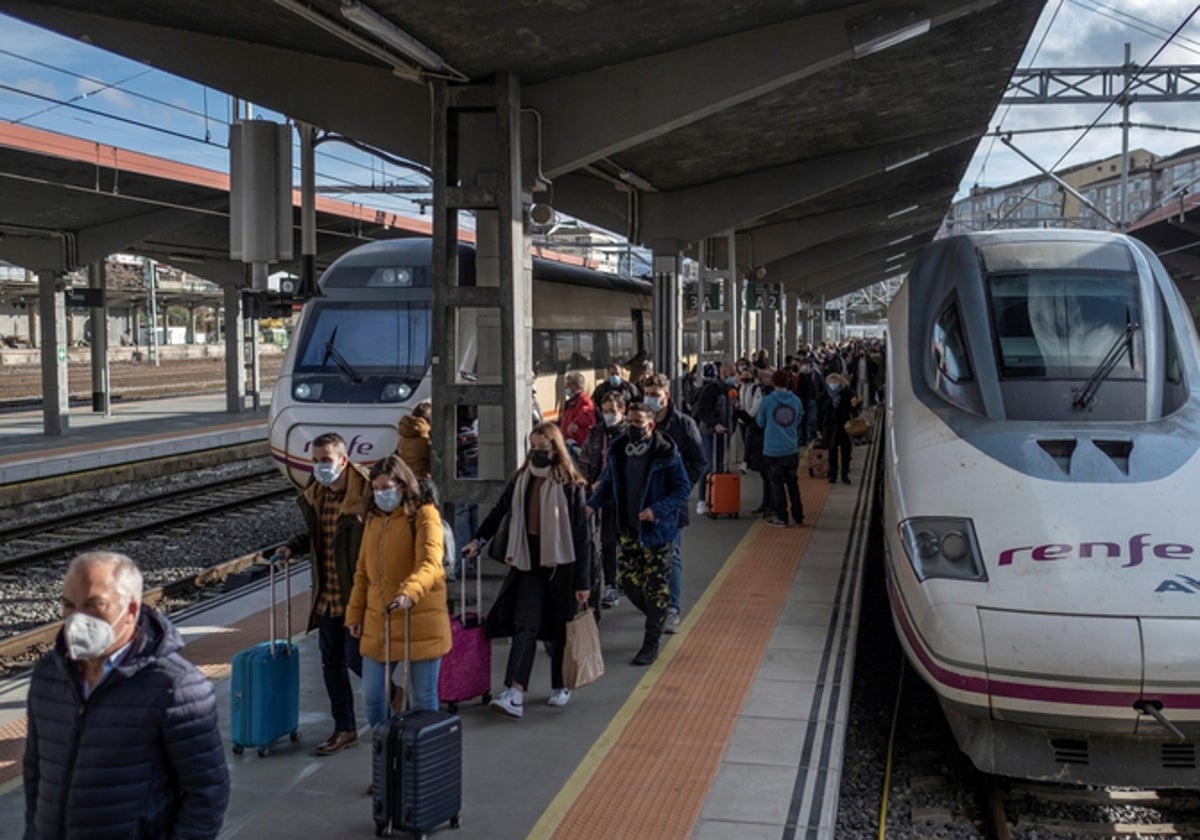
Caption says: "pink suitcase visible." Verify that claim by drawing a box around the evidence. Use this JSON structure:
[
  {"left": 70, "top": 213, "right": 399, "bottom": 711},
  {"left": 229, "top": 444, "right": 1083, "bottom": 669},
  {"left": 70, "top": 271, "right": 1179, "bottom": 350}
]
[{"left": 437, "top": 554, "right": 492, "bottom": 712}]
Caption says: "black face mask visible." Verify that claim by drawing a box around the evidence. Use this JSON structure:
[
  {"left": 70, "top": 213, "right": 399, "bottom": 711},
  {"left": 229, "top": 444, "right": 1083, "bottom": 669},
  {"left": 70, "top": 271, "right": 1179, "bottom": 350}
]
[
  {"left": 529, "top": 450, "right": 553, "bottom": 468},
  {"left": 626, "top": 425, "right": 649, "bottom": 443}
]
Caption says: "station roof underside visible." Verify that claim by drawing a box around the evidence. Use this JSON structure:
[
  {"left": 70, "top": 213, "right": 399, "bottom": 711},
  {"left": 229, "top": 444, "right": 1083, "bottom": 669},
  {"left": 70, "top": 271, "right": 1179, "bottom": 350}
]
[{"left": 0, "top": 0, "right": 1046, "bottom": 299}]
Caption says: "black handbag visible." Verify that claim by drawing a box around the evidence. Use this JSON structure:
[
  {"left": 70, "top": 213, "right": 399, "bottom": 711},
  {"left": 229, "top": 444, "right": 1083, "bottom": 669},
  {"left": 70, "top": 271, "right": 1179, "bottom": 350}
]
[{"left": 485, "top": 508, "right": 512, "bottom": 564}]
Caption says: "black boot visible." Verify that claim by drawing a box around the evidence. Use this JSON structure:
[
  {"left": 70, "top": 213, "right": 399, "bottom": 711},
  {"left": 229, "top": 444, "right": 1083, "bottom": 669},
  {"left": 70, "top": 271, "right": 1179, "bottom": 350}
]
[
  {"left": 633, "top": 603, "right": 665, "bottom": 666},
  {"left": 632, "top": 639, "right": 659, "bottom": 666}
]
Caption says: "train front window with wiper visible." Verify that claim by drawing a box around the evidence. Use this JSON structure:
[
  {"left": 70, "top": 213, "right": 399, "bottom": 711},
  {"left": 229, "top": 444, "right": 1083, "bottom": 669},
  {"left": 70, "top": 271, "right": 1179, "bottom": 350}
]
[
  {"left": 295, "top": 301, "right": 432, "bottom": 377},
  {"left": 987, "top": 271, "right": 1142, "bottom": 381}
]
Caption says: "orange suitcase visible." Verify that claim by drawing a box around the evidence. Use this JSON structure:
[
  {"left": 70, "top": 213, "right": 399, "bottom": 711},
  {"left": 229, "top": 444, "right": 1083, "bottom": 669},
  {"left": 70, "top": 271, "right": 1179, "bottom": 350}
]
[{"left": 706, "top": 435, "right": 740, "bottom": 519}]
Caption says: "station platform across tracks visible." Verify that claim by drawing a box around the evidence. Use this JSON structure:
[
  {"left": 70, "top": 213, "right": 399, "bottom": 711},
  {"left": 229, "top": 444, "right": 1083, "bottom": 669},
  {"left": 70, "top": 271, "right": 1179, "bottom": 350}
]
[{"left": 0, "top": 395, "right": 876, "bottom": 839}]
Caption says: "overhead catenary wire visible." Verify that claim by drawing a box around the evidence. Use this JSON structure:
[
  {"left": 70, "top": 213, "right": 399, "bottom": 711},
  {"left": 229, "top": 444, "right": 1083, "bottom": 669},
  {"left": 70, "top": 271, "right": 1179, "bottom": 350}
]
[{"left": 992, "top": 4, "right": 1200, "bottom": 227}]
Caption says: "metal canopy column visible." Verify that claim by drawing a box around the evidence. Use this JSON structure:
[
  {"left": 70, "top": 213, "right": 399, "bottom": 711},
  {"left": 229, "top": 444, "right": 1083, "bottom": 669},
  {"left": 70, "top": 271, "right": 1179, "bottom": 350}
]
[
  {"left": 652, "top": 240, "right": 682, "bottom": 387},
  {"left": 697, "top": 233, "right": 739, "bottom": 365},
  {"left": 431, "top": 74, "right": 532, "bottom": 510},
  {"left": 89, "top": 259, "right": 111, "bottom": 416},
  {"left": 222, "top": 282, "right": 245, "bottom": 412},
  {"left": 760, "top": 283, "right": 778, "bottom": 365},
  {"left": 37, "top": 271, "right": 69, "bottom": 435},
  {"left": 783, "top": 288, "right": 798, "bottom": 360}
]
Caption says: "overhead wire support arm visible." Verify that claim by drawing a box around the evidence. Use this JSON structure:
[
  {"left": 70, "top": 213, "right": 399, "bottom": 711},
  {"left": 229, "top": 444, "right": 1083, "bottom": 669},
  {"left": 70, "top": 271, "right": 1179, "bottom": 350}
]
[{"left": 996, "top": 134, "right": 1119, "bottom": 229}]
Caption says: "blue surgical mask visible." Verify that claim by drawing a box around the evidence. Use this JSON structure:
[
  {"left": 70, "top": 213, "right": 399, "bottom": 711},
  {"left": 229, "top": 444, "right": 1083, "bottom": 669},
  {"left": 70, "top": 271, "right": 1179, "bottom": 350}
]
[
  {"left": 603, "top": 412, "right": 621, "bottom": 427},
  {"left": 374, "top": 488, "right": 401, "bottom": 512},
  {"left": 608, "top": 375, "right": 621, "bottom": 387},
  {"left": 828, "top": 383, "right": 842, "bottom": 394},
  {"left": 643, "top": 396, "right": 662, "bottom": 413},
  {"left": 725, "top": 376, "right": 737, "bottom": 386},
  {"left": 312, "top": 461, "right": 343, "bottom": 486}
]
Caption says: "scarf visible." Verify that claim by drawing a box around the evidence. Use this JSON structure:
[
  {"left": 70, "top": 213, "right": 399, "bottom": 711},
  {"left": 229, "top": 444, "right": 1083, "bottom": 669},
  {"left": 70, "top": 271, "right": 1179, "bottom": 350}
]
[{"left": 505, "top": 467, "right": 576, "bottom": 571}]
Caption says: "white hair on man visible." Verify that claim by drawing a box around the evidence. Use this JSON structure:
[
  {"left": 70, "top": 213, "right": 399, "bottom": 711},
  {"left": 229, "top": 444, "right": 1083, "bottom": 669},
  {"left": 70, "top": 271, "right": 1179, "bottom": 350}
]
[
  {"left": 68, "top": 551, "right": 144, "bottom": 609},
  {"left": 565, "top": 370, "right": 586, "bottom": 390}
]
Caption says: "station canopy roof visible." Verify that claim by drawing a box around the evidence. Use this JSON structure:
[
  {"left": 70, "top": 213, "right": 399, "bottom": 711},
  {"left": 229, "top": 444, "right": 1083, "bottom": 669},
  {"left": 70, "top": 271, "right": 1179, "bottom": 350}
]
[{"left": 0, "top": 0, "right": 1045, "bottom": 299}]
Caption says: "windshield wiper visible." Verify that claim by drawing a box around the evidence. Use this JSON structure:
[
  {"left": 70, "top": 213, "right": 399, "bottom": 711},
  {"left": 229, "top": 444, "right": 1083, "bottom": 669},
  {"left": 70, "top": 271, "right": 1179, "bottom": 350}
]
[
  {"left": 320, "top": 326, "right": 362, "bottom": 384},
  {"left": 1072, "top": 320, "right": 1140, "bottom": 410}
]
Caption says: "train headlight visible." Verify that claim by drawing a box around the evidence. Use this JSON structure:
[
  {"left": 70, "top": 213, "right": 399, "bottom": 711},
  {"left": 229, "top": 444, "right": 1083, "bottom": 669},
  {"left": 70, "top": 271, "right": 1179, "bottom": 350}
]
[
  {"left": 381, "top": 382, "right": 412, "bottom": 402},
  {"left": 294, "top": 382, "right": 324, "bottom": 401},
  {"left": 899, "top": 518, "right": 987, "bottom": 582}
]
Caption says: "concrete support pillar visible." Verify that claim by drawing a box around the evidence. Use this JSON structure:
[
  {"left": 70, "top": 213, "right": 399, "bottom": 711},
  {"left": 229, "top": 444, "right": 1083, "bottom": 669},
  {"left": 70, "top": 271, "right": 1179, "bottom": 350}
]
[
  {"left": 28, "top": 300, "right": 38, "bottom": 348},
  {"left": 89, "top": 260, "right": 111, "bottom": 415},
  {"left": 37, "top": 271, "right": 69, "bottom": 435},
  {"left": 223, "top": 282, "right": 245, "bottom": 413},
  {"left": 783, "top": 290, "right": 799, "bottom": 360},
  {"left": 761, "top": 284, "right": 778, "bottom": 366},
  {"left": 186, "top": 304, "right": 197, "bottom": 344},
  {"left": 726, "top": 231, "right": 741, "bottom": 360},
  {"left": 652, "top": 241, "right": 682, "bottom": 388}
]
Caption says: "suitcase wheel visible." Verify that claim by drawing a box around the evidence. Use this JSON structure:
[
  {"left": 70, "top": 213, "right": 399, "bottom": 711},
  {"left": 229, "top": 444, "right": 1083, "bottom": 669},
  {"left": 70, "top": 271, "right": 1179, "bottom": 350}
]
[
  {"left": 451, "top": 814, "right": 461, "bottom": 828},
  {"left": 257, "top": 746, "right": 269, "bottom": 758},
  {"left": 290, "top": 730, "right": 300, "bottom": 742},
  {"left": 446, "top": 701, "right": 459, "bottom": 714},
  {"left": 232, "top": 744, "right": 244, "bottom": 756},
  {"left": 482, "top": 690, "right": 492, "bottom": 705},
  {"left": 374, "top": 820, "right": 390, "bottom": 837}
]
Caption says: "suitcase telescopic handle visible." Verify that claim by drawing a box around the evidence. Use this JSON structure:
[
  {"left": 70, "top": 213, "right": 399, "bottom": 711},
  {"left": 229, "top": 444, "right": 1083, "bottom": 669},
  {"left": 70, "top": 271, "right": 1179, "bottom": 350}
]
[
  {"left": 266, "top": 551, "right": 292, "bottom": 658},
  {"left": 384, "top": 603, "right": 412, "bottom": 716}
]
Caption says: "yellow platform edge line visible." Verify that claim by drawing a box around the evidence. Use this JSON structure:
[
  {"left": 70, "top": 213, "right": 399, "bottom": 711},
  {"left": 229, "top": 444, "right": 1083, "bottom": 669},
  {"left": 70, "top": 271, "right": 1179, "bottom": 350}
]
[{"left": 527, "top": 519, "right": 763, "bottom": 840}]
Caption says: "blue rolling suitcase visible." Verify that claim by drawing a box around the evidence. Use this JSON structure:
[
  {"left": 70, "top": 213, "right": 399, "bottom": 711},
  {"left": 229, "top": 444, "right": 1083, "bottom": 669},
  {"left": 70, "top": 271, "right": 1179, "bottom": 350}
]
[
  {"left": 372, "top": 605, "right": 462, "bottom": 838},
  {"left": 230, "top": 555, "right": 300, "bottom": 757}
]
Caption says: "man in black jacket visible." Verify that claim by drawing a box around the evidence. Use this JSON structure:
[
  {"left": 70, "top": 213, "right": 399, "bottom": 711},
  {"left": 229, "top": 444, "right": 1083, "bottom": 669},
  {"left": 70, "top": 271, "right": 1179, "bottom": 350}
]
[
  {"left": 24, "top": 552, "right": 229, "bottom": 840},
  {"left": 275, "top": 431, "right": 370, "bottom": 756},
  {"left": 641, "top": 374, "right": 705, "bottom": 634}
]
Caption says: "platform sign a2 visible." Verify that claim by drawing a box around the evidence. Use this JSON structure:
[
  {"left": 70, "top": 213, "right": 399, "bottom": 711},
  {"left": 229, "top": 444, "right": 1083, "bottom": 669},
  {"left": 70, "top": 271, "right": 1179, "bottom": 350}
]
[{"left": 62, "top": 288, "right": 104, "bottom": 309}]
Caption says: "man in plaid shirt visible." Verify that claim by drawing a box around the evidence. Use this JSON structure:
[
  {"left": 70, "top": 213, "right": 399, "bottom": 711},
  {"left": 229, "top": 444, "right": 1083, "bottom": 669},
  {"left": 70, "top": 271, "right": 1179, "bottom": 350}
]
[{"left": 275, "top": 432, "right": 371, "bottom": 755}]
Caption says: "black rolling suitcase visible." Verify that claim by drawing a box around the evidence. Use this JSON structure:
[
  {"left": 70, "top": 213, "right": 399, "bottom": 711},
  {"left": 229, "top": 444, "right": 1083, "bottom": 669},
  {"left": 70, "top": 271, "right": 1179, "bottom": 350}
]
[{"left": 372, "top": 605, "right": 463, "bottom": 838}]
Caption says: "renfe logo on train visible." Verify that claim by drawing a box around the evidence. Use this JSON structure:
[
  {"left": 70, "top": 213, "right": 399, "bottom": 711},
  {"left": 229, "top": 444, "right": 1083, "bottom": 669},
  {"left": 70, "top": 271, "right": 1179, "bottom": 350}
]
[
  {"left": 997, "top": 534, "right": 1194, "bottom": 568},
  {"left": 300, "top": 435, "right": 377, "bottom": 456}
]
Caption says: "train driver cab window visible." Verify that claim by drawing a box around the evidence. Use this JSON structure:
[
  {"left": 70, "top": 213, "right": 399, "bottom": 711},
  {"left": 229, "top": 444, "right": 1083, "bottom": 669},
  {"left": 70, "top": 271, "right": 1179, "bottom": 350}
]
[{"left": 932, "top": 302, "right": 972, "bottom": 384}]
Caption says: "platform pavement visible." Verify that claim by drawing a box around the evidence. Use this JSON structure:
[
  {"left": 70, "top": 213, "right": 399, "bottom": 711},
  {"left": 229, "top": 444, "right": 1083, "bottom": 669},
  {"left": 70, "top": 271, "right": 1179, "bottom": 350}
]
[
  {"left": 0, "top": 447, "right": 870, "bottom": 840},
  {"left": 0, "top": 393, "right": 270, "bottom": 485}
]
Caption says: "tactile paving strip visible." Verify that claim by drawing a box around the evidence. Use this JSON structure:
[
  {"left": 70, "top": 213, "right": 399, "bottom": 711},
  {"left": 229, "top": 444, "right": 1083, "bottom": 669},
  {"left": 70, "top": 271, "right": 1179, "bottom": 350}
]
[{"left": 548, "top": 473, "right": 833, "bottom": 839}]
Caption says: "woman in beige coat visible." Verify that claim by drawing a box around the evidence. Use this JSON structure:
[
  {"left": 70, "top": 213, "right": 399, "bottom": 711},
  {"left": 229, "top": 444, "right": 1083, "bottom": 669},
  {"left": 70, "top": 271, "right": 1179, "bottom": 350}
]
[{"left": 346, "top": 453, "right": 450, "bottom": 723}]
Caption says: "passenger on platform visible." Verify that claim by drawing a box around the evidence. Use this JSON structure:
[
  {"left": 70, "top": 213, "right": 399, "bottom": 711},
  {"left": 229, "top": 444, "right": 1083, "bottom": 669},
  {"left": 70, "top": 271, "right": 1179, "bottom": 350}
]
[
  {"left": 275, "top": 431, "right": 369, "bottom": 756},
  {"left": 757, "top": 369, "right": 805, "bottom": 527},
  {"left": 591, "top": 363, "right": 640, "bottom": 421},
  {"left": 588, "top": 402, "right": 691, "bottom": 666},
  {"left": 677, "top": 361, "right": 701, "bottom": 415},
  {"left": 817, "top": 373, "right": 860, "bottom": 486},
  {"left": 735, "top": 366, "right": 764, "bottom": 473},
  {"left": 461, "top": 422, "right": 592, "bottom": 718},
  {"left": 346, "top": 454, "right": 450, "bottom": 722},
  {"left": 850, "top": 345, "right": 877, "bottom": 409},
  {"left": 559, "top": 370, "right": 596, "bottom": 450},
  {"left": 795, "top": 357, "right": 823, "bottom": 444},
  {"left": 579, "top": 392, "right": 628, "bottom": 609},
  {"left": 397, "top": 401, "right": 432, "bottom": 478},
  {"left": 743, "top": 372, "right": 773, "bottom": 516},
  {"left": 640, "top": 374, "right": 705, "bottom": 635},
  {"left": 692, "top": 361, "right": 734, "bottom": 513},
  {"left": 24, "top": 552, "right": 230, "bottom": 840}
]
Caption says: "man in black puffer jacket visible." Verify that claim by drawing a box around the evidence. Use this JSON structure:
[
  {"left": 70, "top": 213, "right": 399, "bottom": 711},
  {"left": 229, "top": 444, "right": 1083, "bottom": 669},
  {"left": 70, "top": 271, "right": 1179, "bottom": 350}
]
[{"left": 24, "top": 551, "right": 229, "bottom": 840}]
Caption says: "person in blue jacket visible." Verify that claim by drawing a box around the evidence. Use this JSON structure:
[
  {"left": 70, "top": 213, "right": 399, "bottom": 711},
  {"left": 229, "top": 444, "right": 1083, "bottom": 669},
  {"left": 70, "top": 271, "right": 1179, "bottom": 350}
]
[
  {"left": 756, "top": 368, "right": 805, "bottom": 527},
  {"left": 587, "top": 402, "right": 691, "bottom": 666},
  {"left": 24, "top": 551, "right": 230, "bottom": 840}
]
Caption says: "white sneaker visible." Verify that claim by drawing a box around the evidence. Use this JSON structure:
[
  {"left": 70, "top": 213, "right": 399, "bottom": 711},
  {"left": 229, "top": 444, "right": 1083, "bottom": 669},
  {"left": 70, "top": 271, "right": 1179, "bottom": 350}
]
[
  {"left": 663, "top": 609, "right": 682, "bottom": 634},
  {"left": 490, "top": 688, "right": 524, "bottom": 719},
  {"left": 696, "top": 500, "right": 708, "bottom": 515},
  {"left": 547, "top": 688, "right": 571, "bottom": 708}
]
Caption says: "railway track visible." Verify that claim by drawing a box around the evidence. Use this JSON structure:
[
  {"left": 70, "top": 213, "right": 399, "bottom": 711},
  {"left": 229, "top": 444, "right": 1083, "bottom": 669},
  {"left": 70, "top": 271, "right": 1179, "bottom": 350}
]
[
  {"left": 980, "top": 776, "right": 1200, "bottom": 839},
  {"left": 0, "top": 470, "right": 293, "bottom": 570}
]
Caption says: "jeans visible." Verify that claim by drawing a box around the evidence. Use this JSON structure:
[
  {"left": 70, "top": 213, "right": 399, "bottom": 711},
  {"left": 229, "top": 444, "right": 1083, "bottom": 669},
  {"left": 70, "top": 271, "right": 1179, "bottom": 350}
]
[
  {"left": 668, "top": 530, "right": 683, "bottom": 613},
  {"left": 802, "top": 399, "right": 819, "bottom": 443},
  {"left": 765, "top": 453, "right": 803, "bottom": 523},
  {"left": 362, "top": 655, "right": 441, "bottom": 727},
  {"left": 318, "top": 613, "right": 362, "bottom": 732}
]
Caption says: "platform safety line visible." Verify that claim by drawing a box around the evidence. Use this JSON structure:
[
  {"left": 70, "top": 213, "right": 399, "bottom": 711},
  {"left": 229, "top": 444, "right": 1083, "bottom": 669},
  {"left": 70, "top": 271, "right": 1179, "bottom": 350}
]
[{"left": 526, "top": 520, "right": 763, "bottom": 840}]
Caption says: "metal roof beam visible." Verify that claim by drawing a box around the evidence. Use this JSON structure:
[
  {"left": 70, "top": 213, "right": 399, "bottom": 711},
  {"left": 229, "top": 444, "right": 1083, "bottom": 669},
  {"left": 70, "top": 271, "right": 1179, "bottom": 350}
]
[
  {"left": 527, "top": 0, "right": 1002, "bottom": 177},
  {"left": 763, "top": 233, "right": 903, "bottom": 286},
  {"left": 638, "top": 128, "right": 979, "bottom": 243},
  {"left": 75, "top": 202, "right": 227, "bottom": 266}
]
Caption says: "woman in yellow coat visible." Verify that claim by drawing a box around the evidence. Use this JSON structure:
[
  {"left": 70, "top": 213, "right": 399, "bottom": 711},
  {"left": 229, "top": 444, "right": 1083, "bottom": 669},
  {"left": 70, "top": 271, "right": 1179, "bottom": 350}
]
[{"left": 346, "top": 453, "right": 450, "bottom": 723}]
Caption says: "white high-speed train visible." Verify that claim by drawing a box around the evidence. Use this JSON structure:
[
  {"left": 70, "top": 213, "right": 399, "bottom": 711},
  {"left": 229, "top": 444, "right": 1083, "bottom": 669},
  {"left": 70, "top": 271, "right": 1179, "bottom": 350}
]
[
  {"left": 884, "top": 229, "right": 1200, "bottom": 786},
  {"left": 268, "top": 237, "right": 658, "bottom": 489}
]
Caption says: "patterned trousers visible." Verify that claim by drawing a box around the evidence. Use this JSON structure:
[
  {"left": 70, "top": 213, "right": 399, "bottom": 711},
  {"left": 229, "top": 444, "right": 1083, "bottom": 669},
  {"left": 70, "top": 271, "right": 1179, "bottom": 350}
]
[{"left": 617, "top": 534, "right": 672, "bottom": 643}]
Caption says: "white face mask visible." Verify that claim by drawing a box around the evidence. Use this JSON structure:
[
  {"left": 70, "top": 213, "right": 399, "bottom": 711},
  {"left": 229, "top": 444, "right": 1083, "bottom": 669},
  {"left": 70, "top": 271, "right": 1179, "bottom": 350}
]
[
  {"left": 603, "top": 412, "right": 621, "bottom": 427},
  {"left": 312, "top": 460, "right": 344, "bottom": 486},
  {"left": 374, "top": 488, "right": 402, "bottom": 512},
  {"left": 64, "top": 610, "right": 118, "bottom": 661}
]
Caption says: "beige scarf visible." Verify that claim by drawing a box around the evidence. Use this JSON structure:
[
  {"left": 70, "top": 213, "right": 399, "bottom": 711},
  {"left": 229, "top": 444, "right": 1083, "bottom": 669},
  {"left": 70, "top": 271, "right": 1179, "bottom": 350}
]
[{"left": 505, "top": 469, "right": 576, "bottom": 571}]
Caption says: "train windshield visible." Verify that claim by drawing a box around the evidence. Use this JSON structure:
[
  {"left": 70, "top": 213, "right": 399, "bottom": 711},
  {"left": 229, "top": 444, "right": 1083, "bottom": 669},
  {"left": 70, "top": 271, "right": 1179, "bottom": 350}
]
[
  {"left": 294, "top": 300, "right": 432, "bottom": 377},
  {"left": 987, "top": 271, "right": 1142, "bottom": 381}
]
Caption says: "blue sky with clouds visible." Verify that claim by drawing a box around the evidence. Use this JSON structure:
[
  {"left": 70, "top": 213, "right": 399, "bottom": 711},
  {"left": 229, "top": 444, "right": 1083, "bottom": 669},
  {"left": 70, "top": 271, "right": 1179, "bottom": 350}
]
[{"left": 1, "top": 2, "right": 1199, "bottom": 217}]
